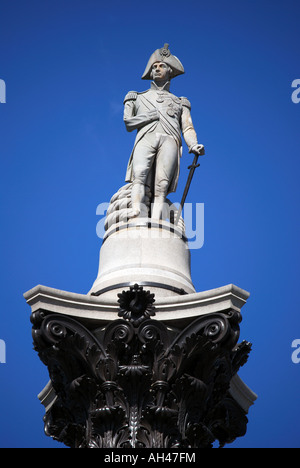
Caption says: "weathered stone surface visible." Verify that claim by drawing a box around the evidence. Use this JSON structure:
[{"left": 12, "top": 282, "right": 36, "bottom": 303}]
[
  {"left": 24, "top": 282, "right": 250, "bottom": 328},
  {"left": 90, "top": 219, "right": 195, "bottom": 299}
]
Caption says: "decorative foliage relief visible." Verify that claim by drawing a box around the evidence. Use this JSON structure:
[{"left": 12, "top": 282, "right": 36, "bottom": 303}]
[{"left": 31, "top": 285, "right": 252, "bottom": 448}]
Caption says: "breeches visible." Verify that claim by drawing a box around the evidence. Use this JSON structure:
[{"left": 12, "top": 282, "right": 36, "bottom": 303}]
[{"left": 132, "top": 132, "right": 178, "bottom": 196}]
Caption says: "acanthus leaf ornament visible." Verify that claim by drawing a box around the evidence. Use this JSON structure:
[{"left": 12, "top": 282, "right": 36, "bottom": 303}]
[{"left": 31, "top": 287, "right": 253, "bottom": 448}]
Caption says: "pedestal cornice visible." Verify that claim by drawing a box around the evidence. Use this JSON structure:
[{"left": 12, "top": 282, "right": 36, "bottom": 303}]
[{"left": 24, "top": 283, "right": 250, "bottom": 328}]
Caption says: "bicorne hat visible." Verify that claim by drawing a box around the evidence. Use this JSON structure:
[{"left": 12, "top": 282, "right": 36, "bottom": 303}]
[{"left": 141, "top": 44, "right": 185, "bottom": 80}]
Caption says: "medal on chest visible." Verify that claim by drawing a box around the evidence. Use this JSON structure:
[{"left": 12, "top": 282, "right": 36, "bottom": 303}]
[
  {"left": 167, "top": 102, "right": 176, "bottom": 117},
  {"left": 156, "top": 92, "right": 164, "bottom": 103}
]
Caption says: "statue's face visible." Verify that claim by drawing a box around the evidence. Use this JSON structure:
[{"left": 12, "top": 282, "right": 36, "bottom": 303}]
[{"left": 151, "top": 62, "right": 171, "bottom": 82}]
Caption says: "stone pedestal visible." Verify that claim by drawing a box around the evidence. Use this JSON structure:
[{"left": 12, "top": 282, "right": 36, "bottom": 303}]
[{"left": 89, "top": 219, "right": 195, "bottom": 299}]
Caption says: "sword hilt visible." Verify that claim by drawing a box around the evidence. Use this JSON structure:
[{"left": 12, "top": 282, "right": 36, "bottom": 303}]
[{"left": 187, "top": 163, "right": 200, "bottom": 170}]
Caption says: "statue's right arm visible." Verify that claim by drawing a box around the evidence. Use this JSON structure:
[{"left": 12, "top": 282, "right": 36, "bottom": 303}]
[{"left": 123, "top": 92, "right": 158, "bottom": 132}]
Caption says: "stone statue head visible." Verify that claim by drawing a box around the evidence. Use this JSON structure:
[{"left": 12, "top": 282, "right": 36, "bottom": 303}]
[
  {"left": 150, "top": 61, "right": 172, "bottom": 84},
  {"left": 141, "top": 44, "right": 185, "bottom": 80}
]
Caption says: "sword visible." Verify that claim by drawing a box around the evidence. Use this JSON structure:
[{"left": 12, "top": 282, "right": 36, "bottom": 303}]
[{"left": 175, "top": 148, "right": 204, "bottom": 225}]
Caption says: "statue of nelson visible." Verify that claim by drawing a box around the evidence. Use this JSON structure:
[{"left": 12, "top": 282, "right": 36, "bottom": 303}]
[{"left": 123, "top": 44, "right": 205, "bottom": 220}]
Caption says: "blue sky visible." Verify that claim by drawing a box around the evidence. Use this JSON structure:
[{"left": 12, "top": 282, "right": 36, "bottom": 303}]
[{"left": 0, "top": 0, "right": 299, "bottom": 448}]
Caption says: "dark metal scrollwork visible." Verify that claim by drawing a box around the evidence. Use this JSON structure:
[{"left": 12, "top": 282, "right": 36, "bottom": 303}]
[{"left": 31, "top": 287, "right": 252, "bottom": 449}]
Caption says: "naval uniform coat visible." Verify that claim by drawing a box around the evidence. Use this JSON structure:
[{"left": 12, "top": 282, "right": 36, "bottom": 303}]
[{"left": 123, "top": 81, "right": 198, "bottom": 194}]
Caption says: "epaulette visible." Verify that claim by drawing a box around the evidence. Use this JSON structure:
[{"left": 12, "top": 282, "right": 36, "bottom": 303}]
[
  {"left": 180, "top": 97, "right": 191, "bottom": 110},
  {"left": 123, "top": 91, "right": 137, "bottom": 104}
]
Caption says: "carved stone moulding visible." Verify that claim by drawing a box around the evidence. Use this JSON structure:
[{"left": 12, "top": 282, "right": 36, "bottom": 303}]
[{"left": 26, "top": 284, "right": 257, "bottom": 448}]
